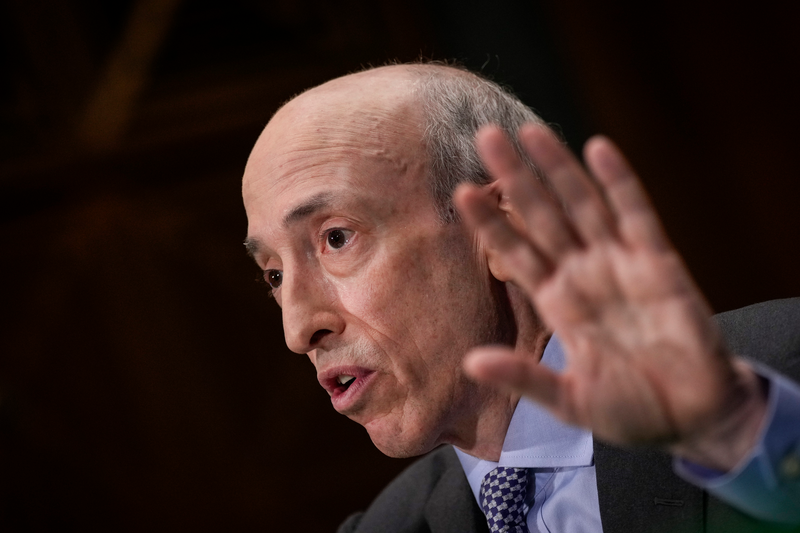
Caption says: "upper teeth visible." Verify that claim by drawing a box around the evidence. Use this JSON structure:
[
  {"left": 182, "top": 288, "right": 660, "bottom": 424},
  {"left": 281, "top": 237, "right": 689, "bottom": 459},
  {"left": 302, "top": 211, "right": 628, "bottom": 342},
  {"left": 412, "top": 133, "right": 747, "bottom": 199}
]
[{"left": 337, "top": 375, "right": 356, "bottom": 385}]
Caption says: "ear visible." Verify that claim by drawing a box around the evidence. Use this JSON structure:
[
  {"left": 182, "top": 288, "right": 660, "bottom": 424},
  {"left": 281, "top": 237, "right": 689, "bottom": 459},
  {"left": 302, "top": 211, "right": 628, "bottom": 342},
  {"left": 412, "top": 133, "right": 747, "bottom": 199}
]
[
  {"left": 486, "top": 247, "right": 514, "bottom": 283},
  {"left": 480, "top": 188, "right": 522, "bottom": 284}
]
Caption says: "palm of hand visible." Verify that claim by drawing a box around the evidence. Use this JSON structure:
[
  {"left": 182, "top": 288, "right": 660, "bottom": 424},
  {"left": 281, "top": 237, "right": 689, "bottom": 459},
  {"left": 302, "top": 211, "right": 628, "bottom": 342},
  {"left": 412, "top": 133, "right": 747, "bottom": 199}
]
[
  {"left": 538, "top": 243, "right": 732, "bottom": 446},
  {"left": 456, "top": 125, "right": 747, "bottom": 454}
]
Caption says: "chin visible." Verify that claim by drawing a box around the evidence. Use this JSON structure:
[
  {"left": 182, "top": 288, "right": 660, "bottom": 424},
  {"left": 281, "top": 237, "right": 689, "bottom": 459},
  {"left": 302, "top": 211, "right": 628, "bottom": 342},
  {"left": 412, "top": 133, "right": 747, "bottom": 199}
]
[{"left": 364, "top": 419, "right": 441, "bottom": 459}]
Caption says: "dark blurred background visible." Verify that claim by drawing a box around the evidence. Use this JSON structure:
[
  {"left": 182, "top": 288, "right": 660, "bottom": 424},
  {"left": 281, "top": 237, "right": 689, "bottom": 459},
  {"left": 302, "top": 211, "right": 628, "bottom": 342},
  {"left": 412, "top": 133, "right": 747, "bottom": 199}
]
[{"left": 1, "top": 0, "right": 798, "bottom": 530}]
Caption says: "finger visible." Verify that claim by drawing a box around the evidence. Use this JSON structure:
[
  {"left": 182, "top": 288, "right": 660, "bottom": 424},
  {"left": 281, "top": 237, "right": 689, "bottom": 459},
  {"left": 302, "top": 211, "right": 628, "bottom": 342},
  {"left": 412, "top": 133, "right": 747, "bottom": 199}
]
[
  {"left": 454, "top": 183, "right": 551, "bottom": 293},
  {"left": 583, "top": 136, "right": 670, "bottom": 251},
  {"left": 475, "top": 126, "right": 581, "bottom": 260},
  {"left": 518, "top": 124, "right": 617, "bottom": 244},
  {"left": 464, "top": 346, "right": 562, "bottom": 411}
]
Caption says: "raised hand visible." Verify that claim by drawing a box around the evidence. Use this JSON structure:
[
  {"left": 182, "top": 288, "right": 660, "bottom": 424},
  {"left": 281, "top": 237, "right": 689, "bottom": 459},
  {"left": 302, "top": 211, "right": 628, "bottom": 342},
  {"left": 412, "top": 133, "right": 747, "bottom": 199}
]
[{"left": 455, "top": 125, "right": 766, "bottom": 471}]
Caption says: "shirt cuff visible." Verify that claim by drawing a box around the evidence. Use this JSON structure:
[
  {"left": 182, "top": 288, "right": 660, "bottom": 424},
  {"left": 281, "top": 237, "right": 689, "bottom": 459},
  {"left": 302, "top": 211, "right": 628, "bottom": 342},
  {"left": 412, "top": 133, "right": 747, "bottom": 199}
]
[{"left": 674, "top": 366, "right": 800, "bottom": 524}]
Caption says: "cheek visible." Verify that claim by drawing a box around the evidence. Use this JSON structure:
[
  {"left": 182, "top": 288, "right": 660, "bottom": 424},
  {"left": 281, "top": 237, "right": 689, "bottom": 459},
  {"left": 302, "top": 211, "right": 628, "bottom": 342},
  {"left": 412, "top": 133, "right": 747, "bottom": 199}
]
[
  {"left": 333, "top": 256, "right": 444, "bottom": 377},
  {"left": 337, "top": 246, "right": 435, "bottom": 324}
]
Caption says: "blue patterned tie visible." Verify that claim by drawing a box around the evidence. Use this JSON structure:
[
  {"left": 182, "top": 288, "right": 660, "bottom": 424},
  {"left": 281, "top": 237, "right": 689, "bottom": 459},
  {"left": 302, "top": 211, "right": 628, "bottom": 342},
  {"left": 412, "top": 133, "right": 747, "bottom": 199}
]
[{"left": 480, "top": 466, "right": 531, "bottom": 533}]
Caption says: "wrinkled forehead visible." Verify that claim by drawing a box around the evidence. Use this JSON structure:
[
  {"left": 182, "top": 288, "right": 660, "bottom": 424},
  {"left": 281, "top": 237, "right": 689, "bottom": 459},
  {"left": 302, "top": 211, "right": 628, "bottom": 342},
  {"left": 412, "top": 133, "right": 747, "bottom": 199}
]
[
  {"left": 242, "top": 71, "right": 427, "bottom": 206},
  {"left": 252, "top": 103, "right": 420, "bottom": 174}
]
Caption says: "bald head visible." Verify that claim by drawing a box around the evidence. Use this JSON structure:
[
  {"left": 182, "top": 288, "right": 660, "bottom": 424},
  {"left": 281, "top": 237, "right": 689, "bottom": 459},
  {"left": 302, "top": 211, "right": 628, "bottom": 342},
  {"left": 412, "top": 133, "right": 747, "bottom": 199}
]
[
  {"left": 246, "top": 63, "right": 544, "bottom": 223},
  {"left": 245, "top": 66, "right": 423, "bottom": 192},
  {"left": 242, "top": 67, "right": 431, "bottom": 237},
  {"left": 267, "top": 65, "right": 423, "bottom": 140}
]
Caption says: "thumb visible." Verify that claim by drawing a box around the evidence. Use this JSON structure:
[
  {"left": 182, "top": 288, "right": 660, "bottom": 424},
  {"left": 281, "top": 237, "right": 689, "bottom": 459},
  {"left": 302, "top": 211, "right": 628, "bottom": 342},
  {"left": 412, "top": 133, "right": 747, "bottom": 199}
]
[{"left": 464, "top": 346, "right": 562, "bottom": 409}]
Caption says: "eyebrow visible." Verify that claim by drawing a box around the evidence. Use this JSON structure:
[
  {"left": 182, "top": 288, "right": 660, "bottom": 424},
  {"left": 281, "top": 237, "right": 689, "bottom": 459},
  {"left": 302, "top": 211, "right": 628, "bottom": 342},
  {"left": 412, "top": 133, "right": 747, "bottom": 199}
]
[
  {"left": 243, "top": 237, "right": 261, "bottom": 257},
  {"left": 282, "top": 191, "right": 335, "bottom": 227},
  {"left": 243, "top": 191, "right": 338, "bottom": 257}
]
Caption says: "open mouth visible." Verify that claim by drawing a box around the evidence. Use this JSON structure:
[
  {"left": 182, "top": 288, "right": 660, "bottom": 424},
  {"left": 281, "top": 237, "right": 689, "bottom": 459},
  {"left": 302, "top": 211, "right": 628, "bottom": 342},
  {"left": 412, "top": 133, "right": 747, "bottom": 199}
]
[
  {"left": 336, "top": 374, "right": 357, "bottom": 392},
  {"left": 319, "top": 367, "right": 375, "bottom": 407},
  {"left": 324, "top": 369, "right": 376, "bottom": 412}
]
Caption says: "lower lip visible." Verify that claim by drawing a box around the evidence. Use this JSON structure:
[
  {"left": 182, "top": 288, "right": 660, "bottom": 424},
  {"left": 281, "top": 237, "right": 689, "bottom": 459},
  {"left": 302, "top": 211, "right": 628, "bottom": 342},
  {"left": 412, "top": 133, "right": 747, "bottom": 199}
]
[{"left": 331, "top": 371, "right": 377, "bottom": 412}]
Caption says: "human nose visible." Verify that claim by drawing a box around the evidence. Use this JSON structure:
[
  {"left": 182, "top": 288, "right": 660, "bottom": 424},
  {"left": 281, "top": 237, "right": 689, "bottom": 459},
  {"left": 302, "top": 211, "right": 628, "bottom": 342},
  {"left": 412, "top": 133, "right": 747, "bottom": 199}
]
[{"left": 280, "top": 267, "right": 345, "bottom": 354}]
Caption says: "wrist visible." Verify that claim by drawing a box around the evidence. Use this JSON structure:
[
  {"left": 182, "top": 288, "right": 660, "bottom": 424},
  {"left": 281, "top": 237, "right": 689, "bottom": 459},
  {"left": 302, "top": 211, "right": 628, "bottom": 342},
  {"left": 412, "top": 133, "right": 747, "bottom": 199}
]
[{"left": 670, "top": 360, "right": 768, "bottom": 472}]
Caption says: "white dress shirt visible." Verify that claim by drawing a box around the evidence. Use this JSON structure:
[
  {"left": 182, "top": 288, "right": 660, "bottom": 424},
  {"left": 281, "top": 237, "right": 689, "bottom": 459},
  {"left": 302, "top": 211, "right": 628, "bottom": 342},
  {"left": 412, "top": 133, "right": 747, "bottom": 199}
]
[{"left": 455, "top": 338, "right": 603, "bottom": 532}]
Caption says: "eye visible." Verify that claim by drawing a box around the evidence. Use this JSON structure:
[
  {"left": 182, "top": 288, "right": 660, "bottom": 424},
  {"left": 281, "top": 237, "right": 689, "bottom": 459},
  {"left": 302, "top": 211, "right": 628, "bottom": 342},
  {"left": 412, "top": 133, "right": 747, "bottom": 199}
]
[
  {"left": 325, "top": 228, "right": 352, "bottom": 250},
  {"left": 264, "top": 269, "right": 282, "bottom": 290}
]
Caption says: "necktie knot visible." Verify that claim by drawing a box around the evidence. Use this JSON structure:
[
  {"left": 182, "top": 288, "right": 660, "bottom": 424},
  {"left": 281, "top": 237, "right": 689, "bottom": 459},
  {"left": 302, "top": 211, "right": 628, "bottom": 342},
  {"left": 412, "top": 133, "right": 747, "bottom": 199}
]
[{"left": 480, "top": 466, "right": 530, "bottom": 533}]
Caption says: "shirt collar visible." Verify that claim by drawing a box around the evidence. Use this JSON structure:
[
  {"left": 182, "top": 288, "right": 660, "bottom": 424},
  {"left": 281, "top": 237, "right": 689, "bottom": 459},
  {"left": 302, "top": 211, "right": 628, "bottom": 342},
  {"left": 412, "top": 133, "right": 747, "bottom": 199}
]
[{"left": 455, "top": 335, "right": 594, "bottom": 496}]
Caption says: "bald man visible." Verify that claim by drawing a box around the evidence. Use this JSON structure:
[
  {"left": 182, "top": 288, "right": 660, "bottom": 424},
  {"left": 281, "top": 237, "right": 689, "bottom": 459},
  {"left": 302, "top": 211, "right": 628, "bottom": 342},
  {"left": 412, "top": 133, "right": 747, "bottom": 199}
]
[{"left": 242, "top": 64, "right": 800, "bottom": 532}]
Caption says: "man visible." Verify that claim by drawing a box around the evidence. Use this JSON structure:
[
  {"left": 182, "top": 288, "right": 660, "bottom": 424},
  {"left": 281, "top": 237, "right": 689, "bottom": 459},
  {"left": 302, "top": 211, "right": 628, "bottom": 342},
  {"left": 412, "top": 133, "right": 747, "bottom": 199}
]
[{"left": 242, "top": 63, "right": 800, "bottom": 532}]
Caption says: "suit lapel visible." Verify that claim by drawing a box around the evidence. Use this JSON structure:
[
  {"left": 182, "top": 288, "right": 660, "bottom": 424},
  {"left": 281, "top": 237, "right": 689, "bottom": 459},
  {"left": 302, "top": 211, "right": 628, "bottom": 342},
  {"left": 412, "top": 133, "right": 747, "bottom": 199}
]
[{"left": 594, "top": 439, "right": 705, "bottom": 533}]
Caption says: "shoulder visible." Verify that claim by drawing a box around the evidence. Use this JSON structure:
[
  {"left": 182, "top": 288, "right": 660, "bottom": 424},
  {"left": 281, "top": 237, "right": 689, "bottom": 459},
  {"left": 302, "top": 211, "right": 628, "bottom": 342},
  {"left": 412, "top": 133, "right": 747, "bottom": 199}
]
[
  {"left": 714, "top": 298, "right": 800, "bottom": 381},
  {"left": 364, "top": 444, "right": 462, "bottom": 509},
  {"left": 337, "top": 446, "right": 457, "bottom": 533},
  {"left": 338, "top": 446, "right": 483, "bottom": 533}
]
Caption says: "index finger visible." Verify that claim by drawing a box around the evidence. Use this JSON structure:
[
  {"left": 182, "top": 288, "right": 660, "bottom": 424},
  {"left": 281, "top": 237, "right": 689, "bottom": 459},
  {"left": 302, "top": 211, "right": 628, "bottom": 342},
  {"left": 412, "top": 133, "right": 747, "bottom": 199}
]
[
  {"left": 584, "top": 136, "right": 671, "bottom": 251},
  {"left": 517, "top": 124, "right": 618, "bottom": 245}
]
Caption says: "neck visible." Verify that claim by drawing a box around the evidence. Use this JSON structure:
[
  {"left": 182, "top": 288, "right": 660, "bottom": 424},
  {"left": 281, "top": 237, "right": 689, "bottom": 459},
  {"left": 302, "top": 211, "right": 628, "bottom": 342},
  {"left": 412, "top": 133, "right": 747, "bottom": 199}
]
[
  {"left": 450, "top": 328, "right": 552, "bottom": 461},
  {"left": 447, "top": 279, "right": 551, "bottom": 460},
  {"left": 451, "top": 390, "right": 520, "bottom": 460}
]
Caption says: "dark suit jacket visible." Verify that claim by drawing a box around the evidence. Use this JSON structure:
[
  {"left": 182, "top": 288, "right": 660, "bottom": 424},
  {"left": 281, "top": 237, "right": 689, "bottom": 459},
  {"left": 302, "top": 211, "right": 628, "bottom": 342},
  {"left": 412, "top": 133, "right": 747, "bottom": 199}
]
[{"left": 338, "top": 299, "right": 800, "bottom": 533}]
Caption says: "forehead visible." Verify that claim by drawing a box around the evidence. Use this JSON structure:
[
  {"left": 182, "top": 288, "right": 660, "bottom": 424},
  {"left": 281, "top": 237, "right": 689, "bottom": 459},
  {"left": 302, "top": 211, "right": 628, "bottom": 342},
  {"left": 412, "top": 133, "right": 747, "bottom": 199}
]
[
  {"left": 245, "top": 104, "right": 422, "bottom": 194},
  {"left": 242, "top": 72, "right": 432, "bottom": 249}
]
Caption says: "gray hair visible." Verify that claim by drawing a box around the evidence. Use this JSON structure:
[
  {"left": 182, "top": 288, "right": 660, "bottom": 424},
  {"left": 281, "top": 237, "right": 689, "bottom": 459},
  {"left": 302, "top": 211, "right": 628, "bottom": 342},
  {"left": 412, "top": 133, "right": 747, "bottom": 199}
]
[{"left": 409, "top": 64, "right": 546, "bottom": 222}]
